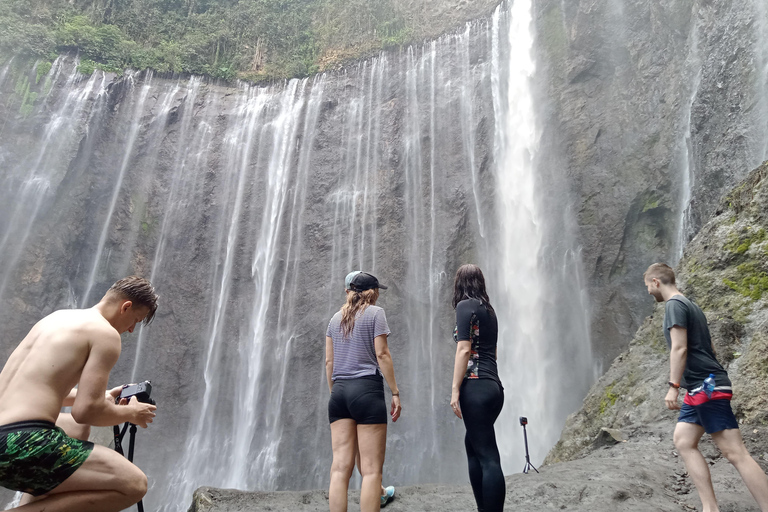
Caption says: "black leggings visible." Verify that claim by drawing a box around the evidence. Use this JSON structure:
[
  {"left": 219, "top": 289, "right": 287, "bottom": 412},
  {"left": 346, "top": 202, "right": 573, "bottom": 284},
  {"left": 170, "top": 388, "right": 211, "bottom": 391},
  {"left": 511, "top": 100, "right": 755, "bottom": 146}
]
[{"left": 459, "top": 378, "right": 505, "bottom": 512}]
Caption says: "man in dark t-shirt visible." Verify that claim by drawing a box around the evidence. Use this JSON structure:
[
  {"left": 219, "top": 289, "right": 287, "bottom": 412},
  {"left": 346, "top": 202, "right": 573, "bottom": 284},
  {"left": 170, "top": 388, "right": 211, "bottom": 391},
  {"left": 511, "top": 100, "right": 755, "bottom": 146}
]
[{"left": 644, "top": 263, "right": 768, "bottom": 512}]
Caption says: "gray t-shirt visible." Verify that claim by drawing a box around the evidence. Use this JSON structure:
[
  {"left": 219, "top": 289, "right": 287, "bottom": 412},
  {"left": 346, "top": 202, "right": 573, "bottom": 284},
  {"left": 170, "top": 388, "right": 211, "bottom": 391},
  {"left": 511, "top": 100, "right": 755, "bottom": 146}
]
[
  {"left": 326, "top": 305, "right": 390, "bottom": 380},
  {"left": 663, "top": 295, "right": 730, "bottom": 390}
]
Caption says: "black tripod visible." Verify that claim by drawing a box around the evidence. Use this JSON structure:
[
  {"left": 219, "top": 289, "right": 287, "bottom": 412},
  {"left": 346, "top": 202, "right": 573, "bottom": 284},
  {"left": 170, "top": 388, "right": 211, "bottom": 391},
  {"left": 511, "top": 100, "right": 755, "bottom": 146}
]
[
  {"left": 520, "top": 419, "right": 539, "bottom": 474},
  {"left": 114, "top": 422, "right": 145, "bottom": 512}
]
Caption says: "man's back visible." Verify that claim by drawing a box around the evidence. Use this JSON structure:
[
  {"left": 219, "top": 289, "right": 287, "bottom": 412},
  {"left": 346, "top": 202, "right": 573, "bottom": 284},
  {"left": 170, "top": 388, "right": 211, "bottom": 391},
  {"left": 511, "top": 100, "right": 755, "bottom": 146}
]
[{"left": 0, "top": 308, "right": 118, "bottom": 425}]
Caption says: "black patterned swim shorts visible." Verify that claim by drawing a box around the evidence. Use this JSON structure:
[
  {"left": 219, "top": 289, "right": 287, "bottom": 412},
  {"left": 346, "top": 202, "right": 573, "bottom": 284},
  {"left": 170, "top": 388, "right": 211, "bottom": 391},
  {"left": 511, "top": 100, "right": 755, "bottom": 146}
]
[{"left": 0, "top": 420, "right": 94, "bottom": 496}]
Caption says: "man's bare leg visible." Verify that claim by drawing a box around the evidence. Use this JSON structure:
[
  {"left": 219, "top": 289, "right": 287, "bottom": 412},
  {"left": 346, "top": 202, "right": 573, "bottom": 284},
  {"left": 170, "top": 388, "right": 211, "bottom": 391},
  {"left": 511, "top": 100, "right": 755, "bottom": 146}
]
[
  {"left": 8, "top": 444, "right": 146, "bottom": 512},
  {"left": 18, "top": 413, "right": 93, "bottom": 507},
  {"left": 712, "top": 428, "right": 768, "bottom": 511},
  {"left": 674, "top": 422, "right": 720, "bottom": 512}
]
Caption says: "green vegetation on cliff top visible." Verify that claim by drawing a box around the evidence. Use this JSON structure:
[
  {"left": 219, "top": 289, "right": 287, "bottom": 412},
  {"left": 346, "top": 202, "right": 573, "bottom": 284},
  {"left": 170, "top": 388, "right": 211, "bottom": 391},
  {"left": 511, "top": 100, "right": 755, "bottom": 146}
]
[{"left": 0, "top": 0, "right": 500, "bottom": 82}]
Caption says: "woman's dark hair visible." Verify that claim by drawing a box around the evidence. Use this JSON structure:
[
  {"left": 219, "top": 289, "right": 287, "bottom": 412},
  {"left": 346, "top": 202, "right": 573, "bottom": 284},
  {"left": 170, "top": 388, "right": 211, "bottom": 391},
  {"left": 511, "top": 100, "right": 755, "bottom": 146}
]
[{"left": 452, "top": 264, "right": 494, "bottom": 314}]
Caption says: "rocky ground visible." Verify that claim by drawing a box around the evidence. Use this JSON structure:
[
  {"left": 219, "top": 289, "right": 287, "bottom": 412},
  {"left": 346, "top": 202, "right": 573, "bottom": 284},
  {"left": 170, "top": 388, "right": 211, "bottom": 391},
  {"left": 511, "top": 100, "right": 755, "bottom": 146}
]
[
  {"left": 189, "top": 421, "right": 768, "bottom": 511},
  {"left": 188, "top": 163, "right": 768, "bottom": 511}
]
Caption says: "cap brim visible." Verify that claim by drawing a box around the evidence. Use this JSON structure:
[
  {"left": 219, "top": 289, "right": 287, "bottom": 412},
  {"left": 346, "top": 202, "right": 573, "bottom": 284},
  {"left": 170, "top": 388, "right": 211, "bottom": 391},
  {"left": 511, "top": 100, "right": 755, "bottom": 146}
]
[{"left": 378, "top": 283, "right": 388, "bottom": 290}]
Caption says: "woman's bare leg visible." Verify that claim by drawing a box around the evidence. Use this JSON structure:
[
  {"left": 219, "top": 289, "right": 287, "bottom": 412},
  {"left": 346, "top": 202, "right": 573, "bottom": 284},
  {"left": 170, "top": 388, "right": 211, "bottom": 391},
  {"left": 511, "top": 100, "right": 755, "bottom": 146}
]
[
  {"left": 357, "top": 424, "right": 386, "bottom": 512},
  {"left": 330, "top": 419, "right": 357, "bottom": 512},
  {"left": 355, "top": 446, "right": 387, "bottom": 496}
]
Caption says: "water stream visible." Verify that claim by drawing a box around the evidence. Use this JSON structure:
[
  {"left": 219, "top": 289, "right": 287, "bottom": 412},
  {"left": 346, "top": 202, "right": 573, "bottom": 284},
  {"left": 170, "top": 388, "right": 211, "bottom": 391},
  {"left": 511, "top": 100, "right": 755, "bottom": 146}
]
[{"left": 675, "top": 16, "right": 703, "bottom": 263}]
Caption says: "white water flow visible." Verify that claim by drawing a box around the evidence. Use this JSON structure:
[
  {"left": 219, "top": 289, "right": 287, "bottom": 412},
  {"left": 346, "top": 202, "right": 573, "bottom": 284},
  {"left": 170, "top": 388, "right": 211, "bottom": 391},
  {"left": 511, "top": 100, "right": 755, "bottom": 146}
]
[
  {"left": 168, "top": 85, "right": 271, "bottom": 500},
  {"left": 328, "top": 62, "right": 380, "bottom": 282},
  {"left": 491, "top": 0, "right": 547, "bottom": 460},
  {"left": 460, "top": 25, "right": 486, "bottom": 241},
  {"left": 232, "top": 78, "right": 306, "bottom": 487},
  {"left": 165, "top": 78, "right": 330, "bottom": 505},
  {"left": 131, "top": 77, "right": 207, "bottom": 380},
  {"left": 752, "top": 0, "right": 768, "bottom": 163},
  {"left": 675, "top": 19, "right": 702, "bottom": 263},
  {"left": 80, "top": 73, "right": 160, "bottom": 306},
  {"left": 0, "top": 57, "right": 14, "bottom": 90},
  {"left": 490, "top": 0, "right": 592, "bottom": 465},
  {"left": 0, "top": 60, "right": 105, "bottom": 303}
]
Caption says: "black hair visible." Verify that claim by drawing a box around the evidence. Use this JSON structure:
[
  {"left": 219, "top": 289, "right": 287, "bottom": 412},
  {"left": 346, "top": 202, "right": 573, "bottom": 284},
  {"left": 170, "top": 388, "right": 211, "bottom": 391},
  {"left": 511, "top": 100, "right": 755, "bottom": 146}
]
[{"left": 452, "top": 264, "right": 494, "bottom": 314}]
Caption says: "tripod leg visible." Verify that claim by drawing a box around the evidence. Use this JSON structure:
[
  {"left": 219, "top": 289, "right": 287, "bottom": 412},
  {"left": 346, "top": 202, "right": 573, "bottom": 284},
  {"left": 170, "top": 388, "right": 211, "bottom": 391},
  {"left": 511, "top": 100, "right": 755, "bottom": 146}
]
[
  {"left": 128, "top": 424, "right": 137, "bottom": 462},
  {"left": 127, "top": 425, "right": 145, "bottom": 512}
]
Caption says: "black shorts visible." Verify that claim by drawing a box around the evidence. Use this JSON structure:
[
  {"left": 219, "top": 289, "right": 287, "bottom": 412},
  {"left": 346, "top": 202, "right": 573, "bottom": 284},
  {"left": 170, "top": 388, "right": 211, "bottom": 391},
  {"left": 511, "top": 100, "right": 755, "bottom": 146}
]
[
  {"left": 678, "top": 398, "right": 739, "bottom": 434},
  {"left": 328, "top": 374, "right": 387, "bottom": 425}
]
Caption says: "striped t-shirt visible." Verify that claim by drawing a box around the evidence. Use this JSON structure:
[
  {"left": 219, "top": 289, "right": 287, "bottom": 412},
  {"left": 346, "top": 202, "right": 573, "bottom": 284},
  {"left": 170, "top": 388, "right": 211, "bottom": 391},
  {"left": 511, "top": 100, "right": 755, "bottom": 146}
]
[{"left": 326, "top": 305, "right": 390, "bottom": 380}]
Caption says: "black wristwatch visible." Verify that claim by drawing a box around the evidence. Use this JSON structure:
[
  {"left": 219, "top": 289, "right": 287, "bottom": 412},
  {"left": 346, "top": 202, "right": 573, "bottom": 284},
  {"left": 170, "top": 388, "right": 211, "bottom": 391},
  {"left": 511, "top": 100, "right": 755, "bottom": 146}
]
[{"left": 668, "top": 381, "right": 680, "bottom": 389}]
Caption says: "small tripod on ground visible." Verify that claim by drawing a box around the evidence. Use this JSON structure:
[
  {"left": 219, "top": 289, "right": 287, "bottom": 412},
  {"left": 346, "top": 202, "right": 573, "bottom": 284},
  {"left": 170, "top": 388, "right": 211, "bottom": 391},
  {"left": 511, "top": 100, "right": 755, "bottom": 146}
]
[
  {"left": 519, "top": 416, "right": 539, "bottom": 474},
  {"left": 114, "top": 422, "right": 145, "bottom": 512}
]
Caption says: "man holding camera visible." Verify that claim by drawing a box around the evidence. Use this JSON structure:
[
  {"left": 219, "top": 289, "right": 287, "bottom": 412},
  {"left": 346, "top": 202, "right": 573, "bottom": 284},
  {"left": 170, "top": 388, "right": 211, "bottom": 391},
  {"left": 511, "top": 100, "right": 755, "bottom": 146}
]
[{"left": 0, "top": 276, "right": 158, "bottom": 512}]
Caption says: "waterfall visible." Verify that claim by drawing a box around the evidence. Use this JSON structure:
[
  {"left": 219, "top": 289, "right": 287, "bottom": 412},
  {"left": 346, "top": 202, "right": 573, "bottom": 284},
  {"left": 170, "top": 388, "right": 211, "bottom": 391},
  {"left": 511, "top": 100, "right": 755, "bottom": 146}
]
[
  {"left": 488, "top": 0, "right": 593, "bottom": 469},
  {"left": 0, "top": 57, "right": 14, "bottom": 89},
  {"left": 80, "top": 72, "right": 157, "bottom": 306},
  {"left": 752, "top": 0, "right": 768, "bottom": 163},
  {"left": 0, "top": 1, "right": 595, "bottom": 510},
  {"left": 0, "top": 59, "right": 105, "bottom": 303},
  {"left": 675, "top": 16, "right": 703, "bottom": 262},
  {"left": 491, "top": 0, "right": 547, "bottom": 460},
  {"left": 132, "top": 77, "right": 207, "bottom": 380}
]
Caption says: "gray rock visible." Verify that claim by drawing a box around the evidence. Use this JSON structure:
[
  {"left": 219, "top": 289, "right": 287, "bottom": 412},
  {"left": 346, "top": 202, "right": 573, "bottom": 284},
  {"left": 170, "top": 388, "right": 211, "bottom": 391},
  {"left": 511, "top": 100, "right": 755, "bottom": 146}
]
[{"left": 594, "top": 427, "right": 625, "bottom": 447}]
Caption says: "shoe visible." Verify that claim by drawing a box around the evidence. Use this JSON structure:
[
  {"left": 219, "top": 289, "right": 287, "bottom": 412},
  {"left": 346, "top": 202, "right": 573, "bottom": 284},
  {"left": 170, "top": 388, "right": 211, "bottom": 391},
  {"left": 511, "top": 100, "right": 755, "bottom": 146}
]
[{"left": 380, "top": 485, "right": 395, "bottom": 507}]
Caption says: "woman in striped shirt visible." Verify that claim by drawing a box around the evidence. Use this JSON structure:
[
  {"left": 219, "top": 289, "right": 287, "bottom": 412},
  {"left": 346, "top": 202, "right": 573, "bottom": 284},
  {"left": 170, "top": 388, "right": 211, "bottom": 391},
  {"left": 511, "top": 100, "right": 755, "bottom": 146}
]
[{"left": 325, "top": 271, "right": 401, "bottom": 512}]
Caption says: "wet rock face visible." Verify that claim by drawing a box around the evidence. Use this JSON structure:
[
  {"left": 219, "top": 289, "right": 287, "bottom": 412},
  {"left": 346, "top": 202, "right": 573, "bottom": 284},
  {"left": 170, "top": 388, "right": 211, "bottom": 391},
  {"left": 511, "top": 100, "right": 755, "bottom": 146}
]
[{"left": 534, "top": 0, "right": 768, "bottom": 367}]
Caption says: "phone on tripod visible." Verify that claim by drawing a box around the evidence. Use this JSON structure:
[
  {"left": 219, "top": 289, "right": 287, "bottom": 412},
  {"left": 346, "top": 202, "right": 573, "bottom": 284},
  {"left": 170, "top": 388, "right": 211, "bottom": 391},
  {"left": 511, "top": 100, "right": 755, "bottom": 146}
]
[{"left": 520, "top": 416, "right": 538, "bottom": 474}]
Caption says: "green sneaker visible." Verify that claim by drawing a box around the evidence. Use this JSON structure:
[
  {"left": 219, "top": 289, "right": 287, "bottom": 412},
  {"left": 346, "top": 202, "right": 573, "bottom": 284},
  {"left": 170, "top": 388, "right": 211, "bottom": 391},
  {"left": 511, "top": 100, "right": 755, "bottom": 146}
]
[{"left": 380, "top": 486, "right": 395, "bottom": 507}]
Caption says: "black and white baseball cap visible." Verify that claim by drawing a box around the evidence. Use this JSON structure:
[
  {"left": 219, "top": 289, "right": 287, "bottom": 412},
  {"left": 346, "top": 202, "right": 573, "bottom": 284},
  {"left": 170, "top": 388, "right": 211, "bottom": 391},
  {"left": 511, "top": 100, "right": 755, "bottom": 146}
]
[{"left": 347, "top": 271, "right": 388, "bottom": 292}]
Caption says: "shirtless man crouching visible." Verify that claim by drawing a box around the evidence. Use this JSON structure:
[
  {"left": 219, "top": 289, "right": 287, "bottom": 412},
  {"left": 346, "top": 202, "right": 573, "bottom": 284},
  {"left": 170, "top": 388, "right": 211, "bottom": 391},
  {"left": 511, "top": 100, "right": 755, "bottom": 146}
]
[{"left": 0, "top": 276, "right": 159, "bottom": 512}]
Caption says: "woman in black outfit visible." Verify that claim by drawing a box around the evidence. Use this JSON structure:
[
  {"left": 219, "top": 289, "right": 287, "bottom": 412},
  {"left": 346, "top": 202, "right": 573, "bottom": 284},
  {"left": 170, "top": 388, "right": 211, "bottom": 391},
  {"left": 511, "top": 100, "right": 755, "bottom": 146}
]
[{"left": 450, "top": 264, "right": 505, "bottom": 512}]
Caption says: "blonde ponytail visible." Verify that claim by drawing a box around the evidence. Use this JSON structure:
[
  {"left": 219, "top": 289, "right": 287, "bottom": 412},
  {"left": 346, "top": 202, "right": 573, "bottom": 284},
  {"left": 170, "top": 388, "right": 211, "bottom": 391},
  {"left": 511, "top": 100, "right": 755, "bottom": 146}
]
[{"left": 340, "top": 288, "right": 379, "bottom": 337}]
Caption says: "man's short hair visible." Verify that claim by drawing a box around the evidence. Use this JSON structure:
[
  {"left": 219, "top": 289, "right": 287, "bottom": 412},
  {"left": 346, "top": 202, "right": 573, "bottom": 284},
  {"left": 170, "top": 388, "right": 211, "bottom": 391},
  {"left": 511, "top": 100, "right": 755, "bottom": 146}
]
[
  {"left": 107, "top": 276, "right": 159, "bottom": 325},
  {"left": 643, "top": 263, "right": 676, "bottom": 285}
]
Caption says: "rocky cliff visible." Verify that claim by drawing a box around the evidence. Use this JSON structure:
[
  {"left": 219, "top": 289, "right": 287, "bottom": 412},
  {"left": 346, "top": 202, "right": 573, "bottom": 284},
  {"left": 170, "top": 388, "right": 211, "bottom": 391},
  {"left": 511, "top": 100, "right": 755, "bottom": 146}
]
[
  {"left": 548, "top": 160, "right": 768, "bottom": 468},
  {"left": 534, "top": 0, "right": 768, "bottom": 368}
]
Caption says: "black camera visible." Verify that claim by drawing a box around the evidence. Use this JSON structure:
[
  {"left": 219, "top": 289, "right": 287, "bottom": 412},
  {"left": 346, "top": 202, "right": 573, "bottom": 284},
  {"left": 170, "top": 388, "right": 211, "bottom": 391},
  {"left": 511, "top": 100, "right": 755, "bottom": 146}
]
[
  {"left": 519, "top": 416, "right": 528, "bottom": 426},
  {"left": 117, "top": 380, "right": 155, "bottom": 406}
]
